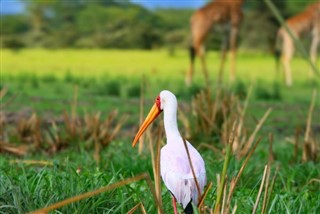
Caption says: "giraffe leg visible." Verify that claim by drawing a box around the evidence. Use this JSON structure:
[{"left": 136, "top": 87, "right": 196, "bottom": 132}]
[
  {"left": 198, "top": 45, "right": 210, "bottom": 87},
  {"left": 282, "top": 35, "right": 294, "bottom": 86},
  {"left": 186, "top": 45, "right": 196, "bottom": 86},
  {"left": 218, "top": 29, "right": 229, "bottom": 85},
  {"left": 309, "top": 28, "right": 319, "bottom": 77},
  {"left": 172, "top": 196, "right": 178, "bottom": 214},
  {"left": 229, "top": 26, "right": 238, "bottom": 83}
]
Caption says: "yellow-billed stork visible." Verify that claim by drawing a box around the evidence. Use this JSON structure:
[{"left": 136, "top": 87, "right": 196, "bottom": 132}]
[{"left": 132, "top": 90, "right": 206, "bottom": 214}]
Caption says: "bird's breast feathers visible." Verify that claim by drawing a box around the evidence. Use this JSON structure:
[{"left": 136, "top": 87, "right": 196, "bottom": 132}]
[
  {"left": 160, "top": 143, "right": 206, "bottom": 208},
  {"left": 160, "top": 143, "right": 206, "bottom": 179}
]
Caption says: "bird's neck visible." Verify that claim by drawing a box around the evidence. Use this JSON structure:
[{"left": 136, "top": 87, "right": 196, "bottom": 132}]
[{"left": 163, "top": 106, "right": 181, "bottom": 142}]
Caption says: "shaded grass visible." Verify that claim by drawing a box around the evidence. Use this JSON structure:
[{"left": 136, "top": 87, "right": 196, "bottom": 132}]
[{"left": 1, "top": 140, "right": 319, "bottom": 213}]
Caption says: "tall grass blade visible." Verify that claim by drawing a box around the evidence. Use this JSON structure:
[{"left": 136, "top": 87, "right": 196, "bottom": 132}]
[
  {"left": 303, "top": 90, "right": 318, "bottom": 162},
  {"left": 224, "top": 137, "right": 262, "bottom": 214},
  {"left": 261, "top": 133, "right": 274, "bottom": 214},
  {"left": 240, "top": 108, "right": 272, "bottom": 156},
  {"left": 213, "top": 123, "right": 235, "bottom": 214},
  {"left": 30, "top": 173, "right": 152, "bottom": 214},
  {"left": 138, "top": 75, "right": 146, "bottom": 154},
  {"left": 182, "top": 138, "right": 201, "bottom": 203},
  {"left": 252, "top": 165, "right": 268, "bottom": 214}
]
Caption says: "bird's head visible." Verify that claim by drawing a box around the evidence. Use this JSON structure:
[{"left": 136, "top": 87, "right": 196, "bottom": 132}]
[{"left": 132, "top": 90, "right": 176, "bottom": 147}]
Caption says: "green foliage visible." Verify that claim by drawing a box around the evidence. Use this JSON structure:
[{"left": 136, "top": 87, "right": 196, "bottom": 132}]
[
  {"left": 233, "top": 80, "right": 248, "bottom": 99},
  {"left": 126, "top": 82, "right": 141, "bottom": 98},
  {"left": 2, "top": 0, "right": 313, "bottom": 50},
  {"left": 255, "top": 82, "right": 282, "bottom": 100},
  {"left": 42, "top": 74, "right": 58, "bottom": 83},
  {"left": 1, "top": 15, "right": 30, "bottom": 35},
  {"left": 95, "top": 79, "right": 121, "bottom": 97}
]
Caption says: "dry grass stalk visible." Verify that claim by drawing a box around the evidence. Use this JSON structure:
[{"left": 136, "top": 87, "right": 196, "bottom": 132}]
[
  {"left": 302, "top": 90, "right": 318, "bottom": 162},
  {"left": 0, "top": 87, "right": 18, "bottom": 109},
  {"left": 252, "top": 165, "right": 268, "bottom": 214},
  {"left": 178, "top": 106, "right": 191, "bottom": 139},
  {"left": 182, "top": 137, "right": 202, "bottom": 209},
  {"left": 261, "top": 167, "right": 279, "bottom": 214},
  {"left": 16, "top": 113, "right": 43, "bottom": 148},
  {"left": 198, "top": 181, "right": 213, "bottom": 210},
  {"left": 213, "top": 123, "right": 235, "bottom": 214},
  {"left": 30, "top": 173, "right": 158, "bottom": 214},
  {"left": 261, "top": 134, "right": 274, "bottom": 214},
  {"left": 10, "top": 159, "right": 53, "bottom": 166},
  {"left": 264, "top": 166, "right": 279, "bottom": 214},
  {"left": 191, "top": 88, "right": 234, "bottom": 139},
  {"left": 127, "top": 202, "right": 141, "bottom": 214},
  {"left": 221, "top": 179, "right": 227, "bottom": 213},
  {"left": 1, "top": 87, "right": 126, "bottom": 157},
  {"left": 71, "top": 85, "right": 78, "bottom": 130},
  {"left": 233, "top": 85, "right": 252, "bottom": 153},
  {"left": 306, "top": 178, "right": 320, "bottom": 185},
  {"left": 293, "top": 127, "right": 301, "bottom": 163},
  {"left": 138, "top": 75, "right": 146, "bottom": 154},
  {"left": 2, "top": 110, "right": 126, "bottom": 157},
  {"left": 0, "top": 87, "right": 8, "bottom": 100},
  {"left": 93, "top": 137, "right": 101, "bottom": 164},
  {"left": 188, "top": 86, "right": 260, "bottom": 158},
  {"left": 147, "top": 123, "right": 164, "bottom": 214},
  {"left": 127, "top": 202, "right": 147, "bottom": 214},
  {"left": 198, "top": 143, "right": 222, "bottom": 157},
  {"left": 0, "top": 141, "right": 28, "bottom": 156},
  {"left": 84, "top": 110, "right": 128, "bottom": 163},
  {"left": 63, "top": 110, "right": 81, "bottom": 142},
  {"left": 45, "top": 120, "right": 67, "bottom": 153},
  {"left": 239, "top": 108, "right": 272, "bottom": 157},
  {"left": 192, "top": 90, "right": 214, "bottom": 133},
  {"left": 267, "top": 133, "right": 275, "bottom": 163},
  {"left": 63, "top": 85, "right": 79, "bottom": 141},
  {"left": 223, "top": 137, "right": 262, "bottom": 214},
  {"left": 0, "top": 112, "right": 7, "bottom": 142},
  {"left": 231, "top": 203, "right": 237, "bottom": 214}
]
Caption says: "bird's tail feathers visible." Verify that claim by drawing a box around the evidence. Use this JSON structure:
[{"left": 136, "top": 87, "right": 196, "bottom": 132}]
[{"left": 184, "top": 200, "right": 194, "bottom": 214}]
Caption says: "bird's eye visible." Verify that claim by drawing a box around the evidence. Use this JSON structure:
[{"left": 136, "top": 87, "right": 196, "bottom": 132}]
[{"left": 155, "top": 95, "right": 161, "bottom": 110}]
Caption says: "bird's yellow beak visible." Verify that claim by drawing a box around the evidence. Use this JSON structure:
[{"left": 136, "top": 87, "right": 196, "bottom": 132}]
[{"left": 132, "top": 103, "right": 161, "bottom": 147}]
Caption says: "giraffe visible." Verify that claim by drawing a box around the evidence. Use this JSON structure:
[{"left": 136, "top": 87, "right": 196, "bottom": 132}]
[
  {"left": 277, "top": 1, "right": 320, "bottom": 86},
  {"left": 186, "top": 0, "right": 245, "bottom": 86}
]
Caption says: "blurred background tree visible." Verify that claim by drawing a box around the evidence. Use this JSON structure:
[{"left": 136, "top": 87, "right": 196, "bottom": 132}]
[{"left": 1, "top": 0, "right": 315, "bottom": 51}]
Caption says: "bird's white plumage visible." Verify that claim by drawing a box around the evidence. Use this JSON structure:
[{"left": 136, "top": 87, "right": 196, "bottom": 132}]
[{"left": 159, "top": 90, "right": 206, "bottom": 209}]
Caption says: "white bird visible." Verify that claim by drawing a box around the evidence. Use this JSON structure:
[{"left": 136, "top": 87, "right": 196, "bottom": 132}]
[{"left": 132, "top": 90, "right": 206, "bottom": 214}]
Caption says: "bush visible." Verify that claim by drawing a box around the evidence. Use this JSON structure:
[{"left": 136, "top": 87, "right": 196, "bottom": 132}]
[
  {"left": 255, "top": 82, "right": 282, "bottom": 100},
  {"left": 233, "top": 80, "right": 247, "bottom": 99},
  {"left": 64, "top": 71, "right": 75, "bottom": 83},
  {"left": 42, "top": 75, "right": 57, "bottom": 83},
  {"left": 96, "top": 80, "right": 121, "bottom": 97},
  {"left": 127, "top": 82, "right": 141, "bottom": 98},
  {"left": 255, "top": 84, "right": 272, "bottom": 100}
]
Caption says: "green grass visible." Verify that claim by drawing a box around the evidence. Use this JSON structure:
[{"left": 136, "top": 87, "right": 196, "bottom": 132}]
[
  {"left": 1, "top": 143, "right": 319, "bottom": 213},
  {"left": 1, "top": 49, "right": 319, "bottom": 213}
]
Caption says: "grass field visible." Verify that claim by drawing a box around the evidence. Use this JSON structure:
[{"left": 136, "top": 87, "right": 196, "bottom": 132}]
[{"left": 1, "top": 49, "right": 319, "bottom": 213}]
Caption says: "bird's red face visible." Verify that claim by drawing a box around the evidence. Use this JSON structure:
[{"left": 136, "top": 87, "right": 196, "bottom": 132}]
[{"left": 132, "top": 95, "right": 162, "bottom": 147}]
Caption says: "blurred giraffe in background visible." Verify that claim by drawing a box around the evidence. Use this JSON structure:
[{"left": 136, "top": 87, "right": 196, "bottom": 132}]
[
  {"left": 277, "top": 1, "right": 320, "bottom": 86},
  {"left": 186, "top": 0, "right": 245, "bottom": 86}
]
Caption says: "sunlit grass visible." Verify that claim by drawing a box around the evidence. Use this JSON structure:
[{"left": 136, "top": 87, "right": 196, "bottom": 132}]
[{"left": 1, "top": 48, "right": 316, "bottom": 84}]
